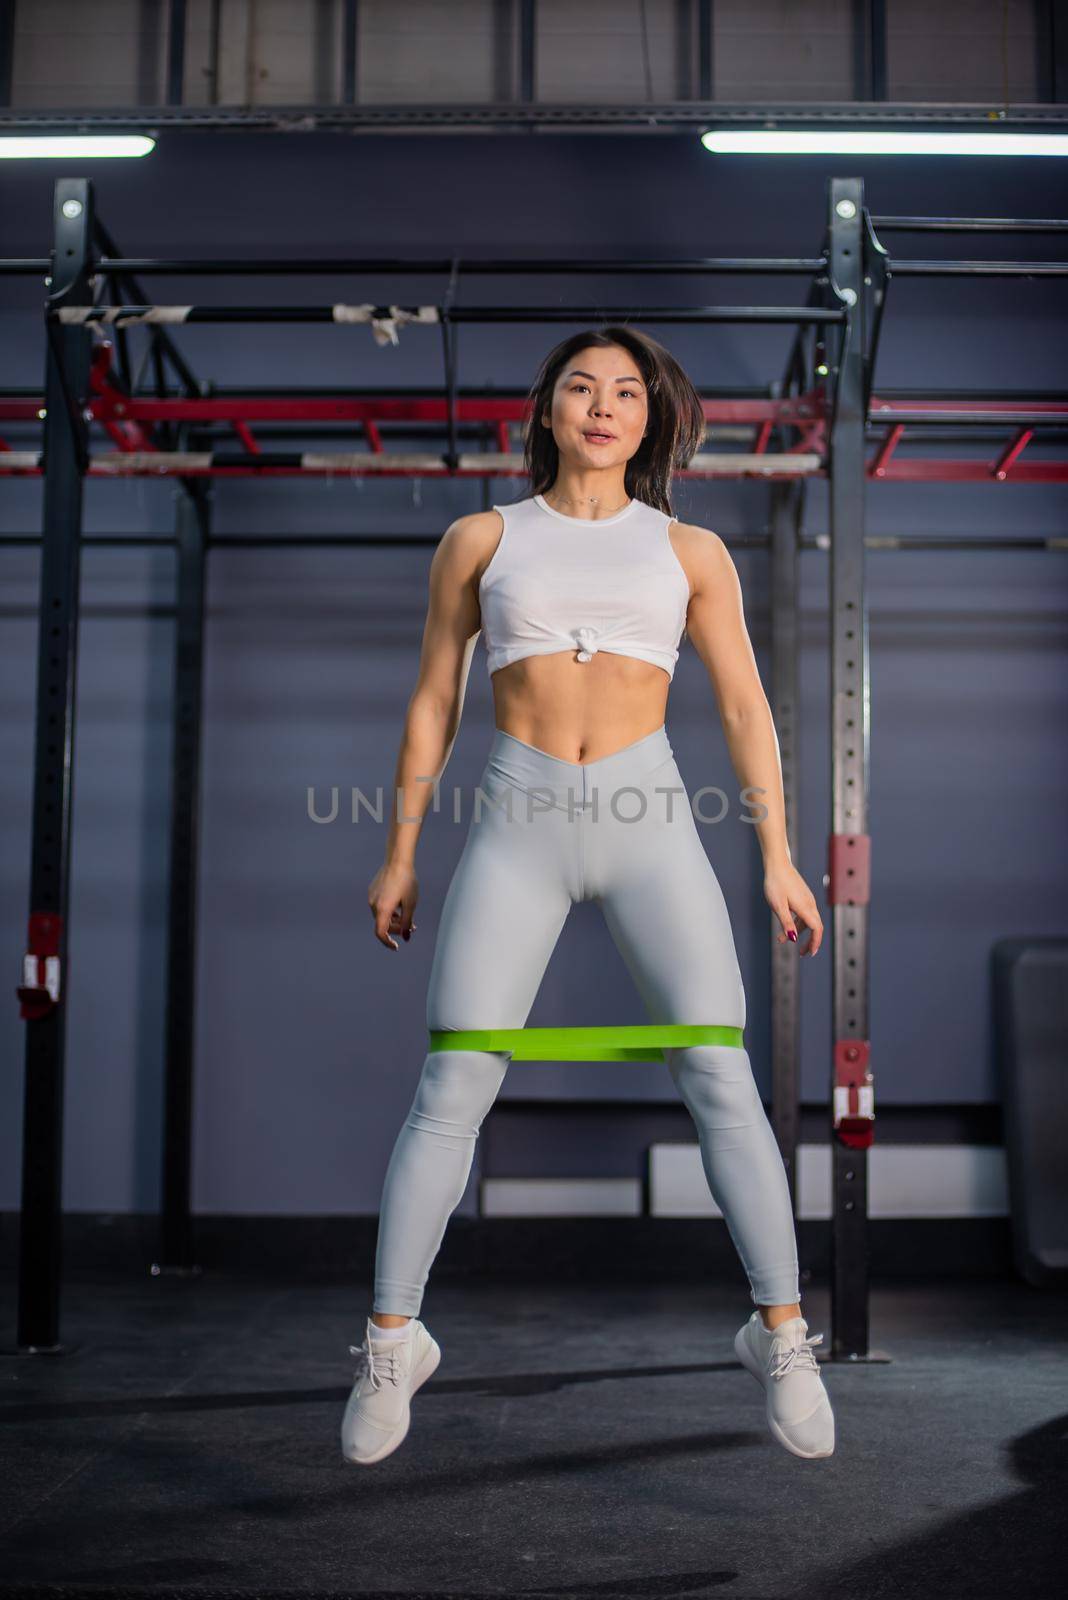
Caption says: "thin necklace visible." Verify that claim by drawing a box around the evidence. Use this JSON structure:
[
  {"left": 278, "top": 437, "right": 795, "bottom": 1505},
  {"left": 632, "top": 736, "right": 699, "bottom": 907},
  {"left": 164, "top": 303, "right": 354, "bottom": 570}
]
[{"left": 543, "top": 490, "right": 631, "bottom": 516}]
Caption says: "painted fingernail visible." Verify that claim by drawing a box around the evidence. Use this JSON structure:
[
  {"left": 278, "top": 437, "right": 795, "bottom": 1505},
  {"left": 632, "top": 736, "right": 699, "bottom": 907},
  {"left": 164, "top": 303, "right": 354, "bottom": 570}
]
[{"left": 787, "top": 929, "right": 797, "bottom": 942}]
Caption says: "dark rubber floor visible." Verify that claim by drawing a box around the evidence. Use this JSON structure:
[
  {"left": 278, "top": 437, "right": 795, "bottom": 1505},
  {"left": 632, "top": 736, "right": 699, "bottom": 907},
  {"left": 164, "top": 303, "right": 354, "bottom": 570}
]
[{"left": 1, "top": 1272, "right": 1065, "bottom": 1600}]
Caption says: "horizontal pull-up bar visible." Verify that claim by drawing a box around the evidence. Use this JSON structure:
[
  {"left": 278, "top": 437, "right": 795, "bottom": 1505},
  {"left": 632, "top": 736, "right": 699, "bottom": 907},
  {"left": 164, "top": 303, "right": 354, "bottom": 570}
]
[
  {"left": 49, "top": 302, "right": 847, "bottom": 328},
  {"left": 870, "top": 216, "right": 1068, "bottom": 233},
  {"left": 2, "top": 254, "right": 830, "bottom": 277},
  {"left": 11, "top": 255, "right": 1064, "bottom": 282},
  {"left": 887, "top": 260, "right": 1068, "bottom": 277}
]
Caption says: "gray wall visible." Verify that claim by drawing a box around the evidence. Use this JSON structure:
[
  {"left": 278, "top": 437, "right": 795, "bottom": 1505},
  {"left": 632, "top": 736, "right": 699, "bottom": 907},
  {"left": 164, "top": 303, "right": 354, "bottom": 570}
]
[{"left": 1, "top": 130, "right": 1066, "bottom": 1215}]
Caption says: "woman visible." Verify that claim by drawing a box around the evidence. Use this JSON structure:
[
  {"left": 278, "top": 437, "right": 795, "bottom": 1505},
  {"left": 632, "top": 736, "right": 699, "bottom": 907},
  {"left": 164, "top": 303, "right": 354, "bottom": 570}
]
[{"left": 342, "top": 326, "right": 834, "bottom": 1467}]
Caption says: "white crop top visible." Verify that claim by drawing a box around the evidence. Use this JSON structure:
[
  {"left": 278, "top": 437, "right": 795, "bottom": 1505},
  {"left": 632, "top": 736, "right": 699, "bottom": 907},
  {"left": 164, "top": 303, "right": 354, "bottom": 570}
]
[{"left": 479, "top": 493, "right": 691, "bottom": 681}]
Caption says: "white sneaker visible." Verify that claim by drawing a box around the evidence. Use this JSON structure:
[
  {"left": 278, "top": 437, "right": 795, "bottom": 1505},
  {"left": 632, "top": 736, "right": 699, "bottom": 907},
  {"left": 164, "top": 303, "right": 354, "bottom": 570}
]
[
  {"left": 733, "top": 1311, "right": 835, "bottom": 1459},
  {"left": 340, "top": 1316, "right": 441, "bottom": 1466}
]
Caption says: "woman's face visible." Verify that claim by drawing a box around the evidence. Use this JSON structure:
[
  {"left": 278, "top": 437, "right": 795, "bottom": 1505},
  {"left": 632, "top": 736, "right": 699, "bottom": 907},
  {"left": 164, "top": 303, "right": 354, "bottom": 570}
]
[{"left": 542, "top": 344, "right": 649, "bottom": 468}]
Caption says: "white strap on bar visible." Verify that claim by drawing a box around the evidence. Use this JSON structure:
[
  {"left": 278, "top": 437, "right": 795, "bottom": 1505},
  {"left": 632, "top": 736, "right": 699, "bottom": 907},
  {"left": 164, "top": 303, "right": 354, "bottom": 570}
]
[
  {"left": 300, "top": 451, "right": 446, "bottom": 472},
  {"left": 93, "top": 451, "right": 214, "bottom": 472},
  {"left": 453, "top": 451, "right": 516, "bottom": 472},
  {"left": 689, "top": 451, "right": 823, "bottom": 475},
  {"left": 332, "top": 303, "right": 440, "bottom": 345},
  {"left": 56, "top": 306, "right": 194, "bottom": 326},
  {"left": 301, "top": 452, "right": 525, "bottom": 473}
]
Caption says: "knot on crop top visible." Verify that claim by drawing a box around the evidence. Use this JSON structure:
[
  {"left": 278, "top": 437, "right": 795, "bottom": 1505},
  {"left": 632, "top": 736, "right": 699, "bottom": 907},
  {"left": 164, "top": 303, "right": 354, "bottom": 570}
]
[{"left": 574, "top": 625, "right": 599, "bottom": 663}]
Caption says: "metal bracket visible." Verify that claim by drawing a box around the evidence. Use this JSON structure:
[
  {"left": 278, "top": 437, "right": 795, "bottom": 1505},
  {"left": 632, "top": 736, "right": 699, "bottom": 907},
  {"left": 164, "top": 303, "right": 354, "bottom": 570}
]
[
  {"left": 833, "top": 1038, "right": 874, "bottom": 1148},
  {"left": 17, "top": 912, "right": 63, "bottom": 1020},
  {"left": 827, "top": 831, "right": 870, "bottom": 904}
]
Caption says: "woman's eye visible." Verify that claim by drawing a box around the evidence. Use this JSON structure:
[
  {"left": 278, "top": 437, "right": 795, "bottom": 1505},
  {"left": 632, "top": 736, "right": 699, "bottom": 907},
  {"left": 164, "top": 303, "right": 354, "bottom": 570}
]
[{"left": 572, "top": 385, "right": 636, "bottom": 398}]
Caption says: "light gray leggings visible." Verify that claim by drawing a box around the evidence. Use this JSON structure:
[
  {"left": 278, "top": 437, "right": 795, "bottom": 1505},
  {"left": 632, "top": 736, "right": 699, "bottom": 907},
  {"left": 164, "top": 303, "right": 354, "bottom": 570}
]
[{"left": 373, "top": 722, "right": 800, "bottom": 1317}]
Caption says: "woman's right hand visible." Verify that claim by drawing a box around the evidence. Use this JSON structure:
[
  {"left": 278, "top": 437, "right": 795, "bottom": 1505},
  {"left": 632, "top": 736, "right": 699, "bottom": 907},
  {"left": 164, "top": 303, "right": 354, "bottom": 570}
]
[{"left": 368, "top": 861, "right": 419, "bottom": 952}]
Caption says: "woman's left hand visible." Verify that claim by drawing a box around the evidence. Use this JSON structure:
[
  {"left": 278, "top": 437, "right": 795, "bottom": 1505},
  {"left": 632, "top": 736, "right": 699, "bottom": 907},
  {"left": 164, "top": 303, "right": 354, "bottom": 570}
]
[{"left": 764, "top": 860, "right": 823, "bottom": 957}]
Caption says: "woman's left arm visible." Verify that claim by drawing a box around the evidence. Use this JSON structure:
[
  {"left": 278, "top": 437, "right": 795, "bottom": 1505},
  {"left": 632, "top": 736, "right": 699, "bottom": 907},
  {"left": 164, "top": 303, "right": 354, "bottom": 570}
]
[{"left": 675, "top": 521, "right": 823, "bottom": 957}]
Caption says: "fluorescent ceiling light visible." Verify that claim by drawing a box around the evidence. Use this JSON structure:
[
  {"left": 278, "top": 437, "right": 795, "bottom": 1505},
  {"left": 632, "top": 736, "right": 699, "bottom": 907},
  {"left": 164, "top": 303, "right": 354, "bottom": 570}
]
[
  {"left": 0, "top": 135, "right": 156, "bottom": 159},
  {"left": 701, "top": 129, "right": 1068, "bottom": 157}
]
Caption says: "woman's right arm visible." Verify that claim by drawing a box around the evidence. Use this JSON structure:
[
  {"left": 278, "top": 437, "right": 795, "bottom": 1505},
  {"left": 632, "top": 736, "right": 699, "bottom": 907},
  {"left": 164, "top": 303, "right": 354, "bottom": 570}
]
[{"left": 368, "top": 510, "right": 497, "bottom": 951}]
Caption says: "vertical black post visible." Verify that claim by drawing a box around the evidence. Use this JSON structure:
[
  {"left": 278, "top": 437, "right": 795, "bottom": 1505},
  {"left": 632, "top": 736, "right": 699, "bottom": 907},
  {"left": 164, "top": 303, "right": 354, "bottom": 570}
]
[
  {"left": 768, "top": 471, "right": 804, "bottom": 1209},
  {"left": 518, "top": 0, "right": 536, "bottom": 102},
  {"left": 440, "top": 259, "right": 462, "bottom": 473},
  {"left": 1048, "top": 0, "right": 1068, "bottom": 103},
  {"left": 852, "top": 0, "right": 887, "bottom": 100},
  {"left": 826, "top": 176, "right": 873, "bottom": 1359},
  {"left": 491, "top": 0, "right": 513, "bottom": 101},
  {"left": 696, "top": 0, "right": 713, "bottom": 101},
  {"left": 16, "top": 178, "right": 94, "bottom": 1352},
  {"left": 166, "top": 0, "right": 187, "bottom": 105},
  {"left": 206, "top": 0, "right": 221, "bottom": 106},
  {"left": 341, "top": 0, "right": 357, "bottom": 104},
  {"left": 869, "top": 0, "right": 887, "bottom": 99},
  {"left": 0, "top": 0, "right": 15, "bottom": 106},
  {"left": 157, "top": 486, "right": 210, "bottom": 1272}
]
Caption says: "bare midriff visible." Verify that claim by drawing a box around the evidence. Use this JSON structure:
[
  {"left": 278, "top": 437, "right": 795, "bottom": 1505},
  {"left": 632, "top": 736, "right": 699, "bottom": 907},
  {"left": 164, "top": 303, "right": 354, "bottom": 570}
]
[{"left": 489, "top": 650, "right": 672, "bottom": 765}]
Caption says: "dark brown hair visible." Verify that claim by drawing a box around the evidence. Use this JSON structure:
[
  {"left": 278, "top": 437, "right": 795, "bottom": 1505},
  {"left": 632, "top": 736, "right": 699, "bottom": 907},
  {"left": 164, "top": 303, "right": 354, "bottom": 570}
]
[{"left": 521, "top": 324, "right": 706, "bottom": 515}]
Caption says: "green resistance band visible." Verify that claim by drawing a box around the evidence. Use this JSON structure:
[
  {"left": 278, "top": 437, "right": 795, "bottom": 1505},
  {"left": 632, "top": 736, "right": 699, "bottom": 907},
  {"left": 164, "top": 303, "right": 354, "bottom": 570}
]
[{"left": 427, "top": 1024, "right": 744, "bottom": 1062}]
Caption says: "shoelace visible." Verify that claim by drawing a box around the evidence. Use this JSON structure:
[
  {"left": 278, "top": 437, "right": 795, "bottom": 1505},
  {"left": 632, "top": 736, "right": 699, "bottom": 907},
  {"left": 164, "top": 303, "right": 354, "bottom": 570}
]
[
  {"left": 348, "top": 1339, "right": 403, "bottom": 1392},
  {"left": 768, "top": 1330, "right": 824, "bottom": 1381}
]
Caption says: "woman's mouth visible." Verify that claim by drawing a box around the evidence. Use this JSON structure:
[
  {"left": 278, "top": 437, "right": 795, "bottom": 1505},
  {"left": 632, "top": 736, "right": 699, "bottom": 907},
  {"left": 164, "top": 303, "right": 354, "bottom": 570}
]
[{"left": 584, "top": 432, "right": 614, "bottom": 444}]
